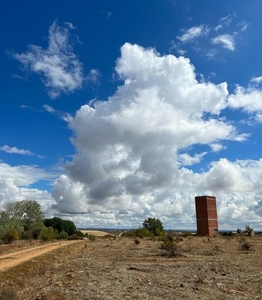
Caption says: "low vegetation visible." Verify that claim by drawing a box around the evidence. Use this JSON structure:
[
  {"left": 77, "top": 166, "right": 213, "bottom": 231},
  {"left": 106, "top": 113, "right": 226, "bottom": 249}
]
[{"left": 0, "top": 200, "right": 78, "bottom": 244}]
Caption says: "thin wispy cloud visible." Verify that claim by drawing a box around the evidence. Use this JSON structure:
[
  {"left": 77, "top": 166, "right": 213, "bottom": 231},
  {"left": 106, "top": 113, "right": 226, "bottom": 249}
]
[
  {"left": 43, "top": 104, "right": 55, "bottom": 113},
  {"left": 212, "top": 34, "right": 235, "bottom": 51},
  {"left": 43, "top": 104, "right": 67, "bottom": 120},
  {"left": 237, "top": 20, "right": 249, "bottom": 32},
  {"left": 14, "top": 21, "right": 84, "bottom": 99},
  {"left": 0, "top": 145, "right": 34, "bottom": 156},
  {"left": 87, "top": 69, "right": 101, "bottom": 84},
  {"left": 12, "top": 74, "right": 27, "bottom": 81},
  {"left": 214, "top": 13, "right": 236, "bottom": 31},
  {"left": 177, "top": 25, "right": 210, "bottom": 43}
]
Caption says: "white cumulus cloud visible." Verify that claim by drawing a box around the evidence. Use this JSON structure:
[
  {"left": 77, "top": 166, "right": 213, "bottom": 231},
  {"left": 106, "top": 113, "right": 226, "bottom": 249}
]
[
  {"left": 228, "top": 84, "right": 262, "bottom": 122},
  {"left": 0, "top": 164, "right": 55, "bottom": 214},
  {"left": 179, "top": 152, "right": 207, "bottom": 166},
  {"left": 210, "top": 143, "right": 226, "bottom": 152},
  {"left": 14, "top": 21, "right": 84, "bottom": 99},
  {"left": 251, "top": 76, "right": 262, "bottom": 85},
  {"left": 49, "top": 43, "right": 258, "bottom": 230}
]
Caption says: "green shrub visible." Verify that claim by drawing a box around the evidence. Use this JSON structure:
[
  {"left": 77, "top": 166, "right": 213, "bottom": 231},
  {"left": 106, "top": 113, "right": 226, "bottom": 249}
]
[
  {"left": 160, "top": 239, "right": 181, "bottom": 257},
  {"left": 241, "top": 240, "right": 251, "bottom": 251},
  {"left": 134, "top": 238, "right": 140, "bottom": 245},
  {"left": 2, "top": 230, "right": 19, "bottom": 244},
  {"left": 22, "top": 230, "right": 34, "bottom": 240},
  {"left": 160, "top": 238, "right": 181, "bottom": 257},
  {"left": 40, "top": 226, "right": 58, "bottom": 241},
  {"left": 30, "top": 221, "right": 46, "bottom": 239},
  {"left": 136, "top": 228, "right": 154, "bottom": 238},
  {"left": 58, "top": 230, "right": 69, "bottom": 239},
  {"left": 143, "top": 217, "right": 164, "bottom": 236},
  {"left": 75, "top": 230, "right": 84, "bottom": 237}
]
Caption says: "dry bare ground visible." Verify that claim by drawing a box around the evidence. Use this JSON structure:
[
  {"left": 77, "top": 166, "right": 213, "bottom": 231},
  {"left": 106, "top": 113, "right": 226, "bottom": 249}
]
[
  {"left": 1, "top": 235, "right": 262, "bottom": 299},
  {"left": 0, "top": 240, "right": 82, "bottom": 272}
]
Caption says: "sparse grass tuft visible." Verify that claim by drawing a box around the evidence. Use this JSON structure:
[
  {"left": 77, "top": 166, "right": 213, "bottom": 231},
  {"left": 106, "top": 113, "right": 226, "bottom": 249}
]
[
  {"left": 241, "top": 240, "right": 251, "bottom": 251},
  {"left": 0, "top": 286, "right": 17, "bottom": 300},
  {"left": 89, "top": 235, "right": 96, "bottom": 242},
  {"left": 38, "top": 264, "right": 48, "bottom": 276}
]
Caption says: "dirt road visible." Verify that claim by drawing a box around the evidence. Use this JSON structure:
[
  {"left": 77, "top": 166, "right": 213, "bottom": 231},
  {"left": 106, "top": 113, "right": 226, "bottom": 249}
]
[{"left": 0, "top": 240, "right": 83, "bottom": 271}]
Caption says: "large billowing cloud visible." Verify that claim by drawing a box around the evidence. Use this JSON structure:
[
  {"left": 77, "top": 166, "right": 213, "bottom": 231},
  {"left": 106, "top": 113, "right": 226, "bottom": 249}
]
[{"left": 50, "top": 43, "right": 262, "bottom": 229}]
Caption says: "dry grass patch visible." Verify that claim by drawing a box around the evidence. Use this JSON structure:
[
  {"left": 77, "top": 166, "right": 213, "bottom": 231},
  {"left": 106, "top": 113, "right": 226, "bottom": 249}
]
[
  {"left": 0, "top": 236, "right": 262, "bottom": 299},
  {"left": 80, "top": 230, "right": 115, "bottom": 237}
]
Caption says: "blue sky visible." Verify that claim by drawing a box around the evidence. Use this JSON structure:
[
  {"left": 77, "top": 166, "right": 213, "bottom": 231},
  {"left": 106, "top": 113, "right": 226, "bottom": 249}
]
[{"left": 1, "top": 0, "right": 262, "bottom": 230}]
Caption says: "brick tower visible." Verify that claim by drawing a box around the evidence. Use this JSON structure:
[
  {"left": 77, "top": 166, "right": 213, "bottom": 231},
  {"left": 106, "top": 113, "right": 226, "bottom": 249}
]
[{"left": 195, "top": 195, "right": 218, "bottom": 236}]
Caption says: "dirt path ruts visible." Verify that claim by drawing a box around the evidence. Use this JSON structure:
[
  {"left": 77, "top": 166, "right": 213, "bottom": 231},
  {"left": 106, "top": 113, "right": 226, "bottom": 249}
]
[{"left": 0, "top": 240, "right": 83, "bottom": 271}]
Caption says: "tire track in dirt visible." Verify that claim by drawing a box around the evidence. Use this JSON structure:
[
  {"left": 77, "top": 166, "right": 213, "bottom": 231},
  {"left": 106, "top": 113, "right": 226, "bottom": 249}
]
[{"left": 0, "top": 240, "right": 83, "bottom": 271}]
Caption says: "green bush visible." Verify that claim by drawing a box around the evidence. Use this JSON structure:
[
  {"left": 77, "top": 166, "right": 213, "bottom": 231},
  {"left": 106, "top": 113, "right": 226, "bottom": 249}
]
[
  {"left": 40, "top": 227, "right": 58, "bottom": 241},
  {"left": 241, "top": 240, "right": 251, "bottom": 251},
  {"left": 134, "top": 238, "right": 140, "bottom": 245},
  {"left": 136, "top": 228, "right": 154, "bottom": 238},
  {"left": 160, "top": 238, "right": 181, "bottom": 257},
  {"left": 58, "top": 230, "right": 69, "bottom": 239},
  {"left": 2, "top": 230, "right": 19, "bottom": 244},
  {"left": 22, "top": 230, "right": 34, "bottom": 240},
  {"left": 121, "top": 228, "right": 154, "bottom": 238},
  {"left": 30, "top": 222, "right": 46, "bottom": 239},
  {"left": 75, "top": 230, "right": 84, "bottom": 237},
  {"left": 143, "top": 217, "right": 164, "bottom": 236}
]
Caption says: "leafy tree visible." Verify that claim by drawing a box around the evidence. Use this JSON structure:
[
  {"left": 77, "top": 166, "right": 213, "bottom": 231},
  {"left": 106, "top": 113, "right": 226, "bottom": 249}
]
[
  {"left": 62, "top": 220, "right": 76, "bottom": 235},
  {"left": 44, "top": 217, "right": 63, "bottom": 232},
  {"left": 0, "top": 200, "right": 44, "bottom": 242},
  {"left": 30, "top": 221, "right": 47, "bottom": 239},
  {"left": 237, "top": 228, "right": 242, "bottom": 234},
  {"left": 2, "top": 200, "right": 44, "bottom": 230},
  {"left": 143, "top": 217, "right": 164, "bottom": 236},
  {"left": 44, "top": 217, "right": 76, "bottom": 236},
  {"left": 245, "top": 225, "right": 254, "bottom": 236}
]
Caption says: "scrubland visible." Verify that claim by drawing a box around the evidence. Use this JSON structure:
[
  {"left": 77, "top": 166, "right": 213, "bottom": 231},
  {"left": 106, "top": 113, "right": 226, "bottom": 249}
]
[{"left": 0, "top": 234, "right": 262, "bottom": 299}]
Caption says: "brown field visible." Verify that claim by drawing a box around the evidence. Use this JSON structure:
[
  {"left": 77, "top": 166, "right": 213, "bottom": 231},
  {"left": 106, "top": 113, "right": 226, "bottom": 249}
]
[
  {"left": 80, "top": 230, "right": 115, "bottom": 237},
  {"left": 0, "top": 235, "right": 262, "bottom": 299}
]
